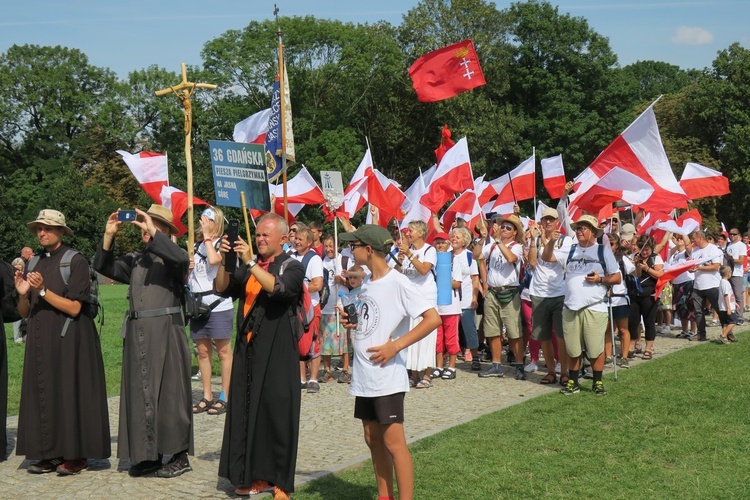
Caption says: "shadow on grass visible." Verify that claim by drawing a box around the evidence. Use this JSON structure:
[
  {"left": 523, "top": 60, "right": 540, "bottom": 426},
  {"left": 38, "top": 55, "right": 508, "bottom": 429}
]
[{"left": 297, "top": 473, "right": 378, "bottom": 500}]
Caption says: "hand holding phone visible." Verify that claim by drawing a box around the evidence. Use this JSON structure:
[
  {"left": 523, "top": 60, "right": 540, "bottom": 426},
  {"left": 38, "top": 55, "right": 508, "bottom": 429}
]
[
  {"left": 117, "top": 210, "right": 137, "bottom": 222},
  {"left": 224, "top": 219, "right": 240, "bottom": 271}
]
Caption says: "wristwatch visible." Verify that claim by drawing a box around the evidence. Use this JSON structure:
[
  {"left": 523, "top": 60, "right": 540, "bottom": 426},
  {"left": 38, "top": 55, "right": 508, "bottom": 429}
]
[
  {"left": 39, "top": 288, "right": 47, "bottom": 297},
  {"left": 247, "top": 259, "right": 257, "bottom": 269}
]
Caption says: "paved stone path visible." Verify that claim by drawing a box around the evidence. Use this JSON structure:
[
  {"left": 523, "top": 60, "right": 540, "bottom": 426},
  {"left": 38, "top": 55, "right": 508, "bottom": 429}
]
[{"left": 0, "top": 325, "right": 739, "bottom": 497}]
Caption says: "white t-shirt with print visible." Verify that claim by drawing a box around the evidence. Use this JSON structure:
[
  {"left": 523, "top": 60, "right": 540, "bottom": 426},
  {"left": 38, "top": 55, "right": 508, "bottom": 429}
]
[
  {"left": 692, "top": 243, "right": 723, "bottom": 290},
  {"left": 293, "top": 250, "right": 324, "bottom": 307},
  {"left": 726, "top": 241, "right": 745, "bottom": 277},
  {"left": 482, "top": 240, "right": 524, "bottom": 288},
  {"left": 321, "top": 255, "right": 342, "bottom": 315},
  {"left": 668, "top": 249, "right": 695, "bottom": 285},
  {"left": 453, "top": 249, "right": 478, "bottom": 310},
  {"left": 529, "top": 236, "right": 572, "bottom": 298},
  {"left": 400, "top": 244, "right": 438, "bottom": 304},
  {"left": 554, "top": 242, "right": 620, "bottom": 313},
  {"left": 189, "top": 241, "right": 233, "bottom": 312},
  {"left": 349, "top": 269, "right": 434, "bottom": 398},
  {"left": 718, "top": 279, "right": 736, "bottom": 313}
]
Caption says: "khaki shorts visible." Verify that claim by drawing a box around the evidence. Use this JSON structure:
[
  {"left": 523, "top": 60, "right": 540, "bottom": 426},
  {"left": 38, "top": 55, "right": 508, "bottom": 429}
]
[
  {"left": 483, "top": 289, "right": 522, "bottom": 339},
  {"left": 561, "top": 307, "right": 608, "bottom": 359},
  {"left": 530, "top": 295, "right": 564, "bottom": 342}
]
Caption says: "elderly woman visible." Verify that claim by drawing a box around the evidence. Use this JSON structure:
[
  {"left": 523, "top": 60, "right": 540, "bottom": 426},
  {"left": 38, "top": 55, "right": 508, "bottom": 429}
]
[
  {"left": 397, "top": 220, "right": 438, "bottom": 388},
  {"left": 190, "top": 207, "right": 234, "bottom": 416},
  {"left": 451, "top": 227, "right": 481, "bottom": 370},
  {"left": 628, "top": 234, "right": 664, "bottom": 359}
]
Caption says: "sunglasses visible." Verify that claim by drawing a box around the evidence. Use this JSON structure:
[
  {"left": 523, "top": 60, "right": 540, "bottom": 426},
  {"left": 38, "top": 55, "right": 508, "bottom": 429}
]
[
  {"left": 499, "top": 224, "right": 514, "bottom": 231},
  {"left": 730, "top": 232, "right": 739, "bottom": 236}
]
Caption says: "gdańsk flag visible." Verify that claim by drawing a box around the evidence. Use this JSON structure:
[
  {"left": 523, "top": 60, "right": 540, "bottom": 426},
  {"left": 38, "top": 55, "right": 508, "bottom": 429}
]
[
  {"left": 159, "top": 185, "right": 209, "bottom": 236},
  {"left": 679, "top": 162, "right": 730, "bottom": 200},
  {"left": 233, "top": 108, "right": 271, "bottom": 144},
  {"left": 409, "top": 40, "right": 486, "bottom": 102},
  {"left": 420, "top": 137, "right": 474, "bottom": 213},
  {"left": 541, "top": 155, "right": 566, "bottom": 199},
  {"left": 117, "top": 150, "right": 168, "bottom": 202}
]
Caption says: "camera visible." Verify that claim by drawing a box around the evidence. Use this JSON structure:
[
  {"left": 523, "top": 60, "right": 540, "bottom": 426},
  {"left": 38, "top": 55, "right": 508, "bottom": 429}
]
[{"left": 344, "top": 304, "right": 359, "bottom": 325}]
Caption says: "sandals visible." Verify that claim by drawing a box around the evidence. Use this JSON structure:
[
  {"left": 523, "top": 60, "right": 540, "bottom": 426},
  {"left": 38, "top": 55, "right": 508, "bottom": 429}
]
[
  {"left": 559, "top": 375, "right": 569, "bottom": 387},
  {"left": 441, "top": 368, "right": 456, "bottom": 380},
  {"left": 192, "top": 397, "right": 213, "bottom": 414},
  {"left": 540, "top": 373, "right": 558, "bottom": 385},
  {"left": 207, "top": 399, "right": 228, "bottom": 415},
  {"left": 430, "top": 368, "right": 443, "bottom": 379},
  {"left": 415, "top": 377, "right": 432, "bottom": 389},
  {"left": 642, "top": 350, "right": 653, "bottom": 360}
]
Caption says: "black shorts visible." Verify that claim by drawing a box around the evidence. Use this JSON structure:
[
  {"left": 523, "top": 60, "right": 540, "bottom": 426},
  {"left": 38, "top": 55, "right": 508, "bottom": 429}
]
[{"left": 354, "top": 392, "right": 405, "bottom": 424}]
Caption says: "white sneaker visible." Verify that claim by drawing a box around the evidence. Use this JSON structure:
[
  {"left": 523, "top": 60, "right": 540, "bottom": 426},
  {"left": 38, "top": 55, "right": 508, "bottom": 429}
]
[
  {"left": 524, "top": 362, "right": 538, "bottom": 373},
  {"left": 192, "top": 370, "right": 202, "bottom": 380},
  {"left": 554, "top": 362, "right": 561, "bottom": 374}
]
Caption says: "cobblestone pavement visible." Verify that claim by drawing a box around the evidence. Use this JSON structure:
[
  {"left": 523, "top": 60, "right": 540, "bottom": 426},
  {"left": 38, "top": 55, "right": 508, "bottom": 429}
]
[{"left": 0, "top": 325, "right": 739, "bottom": 498}]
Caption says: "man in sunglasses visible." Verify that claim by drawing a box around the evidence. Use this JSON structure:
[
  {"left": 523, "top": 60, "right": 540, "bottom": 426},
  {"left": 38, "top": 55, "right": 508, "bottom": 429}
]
[{"left": 726, "top": 228, "right": 747, "bottom": 315}]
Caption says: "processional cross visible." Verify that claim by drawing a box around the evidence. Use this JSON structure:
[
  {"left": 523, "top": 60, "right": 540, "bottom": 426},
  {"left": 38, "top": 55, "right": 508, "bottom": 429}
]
[{"left": 155, "top": 63, "right": 217, "bottom": 258}]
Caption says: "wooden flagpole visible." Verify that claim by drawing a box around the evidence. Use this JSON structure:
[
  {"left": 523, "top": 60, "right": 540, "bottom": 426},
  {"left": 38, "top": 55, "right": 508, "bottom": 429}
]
[{"left": 155, "top": 63, "right": 216, "bottom": 259}]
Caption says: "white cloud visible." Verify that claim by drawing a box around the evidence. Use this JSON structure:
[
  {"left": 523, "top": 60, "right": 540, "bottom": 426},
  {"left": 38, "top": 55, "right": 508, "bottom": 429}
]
[{"left": 671, "top": 26, "right": 714, "bottom": 45}]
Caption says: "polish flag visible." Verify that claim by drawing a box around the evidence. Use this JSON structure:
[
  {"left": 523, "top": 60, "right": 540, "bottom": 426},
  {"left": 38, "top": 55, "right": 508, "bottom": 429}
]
[
  {"left": 258, "top": 165, "right": 325, "bottom": 219},
  {"left": 570, "top": 167, "right": 654, "bottom": 214},
  {"left": 233, "top": 108, "right": 272, "bottom": 144},
  {"left": 159, "top": 185, "right": 209, "bottom": 236},
  {"left": 654, "top": 258, "right": 701, "bottom": 298},
  {"left": 117, "top": 150, "right": 169, "bottom": 202},
  {"left": 541, "top": 155, "right": 566, "bottom": 199},
  {"left": 420, "top": 137, "right": 475, "bottom": 213},
  {"left": 636, "top": 210, "right": 671, "bottom": 235},
  {"left": 369, "top": 169, "right": 406, "bottom": 225},
  {"left": 535, "top": 200, "right": 551, "bottom": 222},
  {"left": 573, "top": 102, "right": 688, "bottom": 212},
  {"left": 597, "top": 203, "right": 615, "bottom": 225},
  {"left": 328, "top": 176, "right": 369, "bottom": 221},
  {"left": 480, "top": 154, "right": 536, "bottom": 212},
  {"left": 679, "top": 162, "right": 730, "bottom": 200},
  {"left": 654, "top": 209, "right": 703, "bottom": 236},
  {"left": 441, "top": 190, "right": 483, "bottom": 229}
]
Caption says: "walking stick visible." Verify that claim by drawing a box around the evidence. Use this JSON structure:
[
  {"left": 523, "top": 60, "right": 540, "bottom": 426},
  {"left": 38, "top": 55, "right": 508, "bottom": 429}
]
[{"left": 609, "top": 294, "right": 618, "bottom": 382}]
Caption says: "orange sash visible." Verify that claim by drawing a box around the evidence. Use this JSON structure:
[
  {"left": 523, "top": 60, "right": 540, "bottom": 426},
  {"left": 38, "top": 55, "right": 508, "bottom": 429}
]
[{"left": 242, "top": 275, "right": 262, "bottom": 343}]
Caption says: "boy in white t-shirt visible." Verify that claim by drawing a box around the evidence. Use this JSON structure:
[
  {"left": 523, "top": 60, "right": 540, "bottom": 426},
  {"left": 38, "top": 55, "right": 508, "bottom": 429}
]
[
  {"left": 339, "top": 225, "right": 440, "bottom": 500},
  {"left": 717, "top": 265, "right": 740, "bottom": 344}
]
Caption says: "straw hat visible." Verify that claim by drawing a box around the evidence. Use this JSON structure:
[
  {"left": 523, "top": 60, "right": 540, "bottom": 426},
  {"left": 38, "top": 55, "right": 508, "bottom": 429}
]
[
  {"left": 146, "top": 204, "right": 179, "bottom": 235},
  {"left": 494, "top": 214, "right": 525, "bottom": 243},
  {"left": 27, "top": 209, "right": 73, "bottom": 235}
]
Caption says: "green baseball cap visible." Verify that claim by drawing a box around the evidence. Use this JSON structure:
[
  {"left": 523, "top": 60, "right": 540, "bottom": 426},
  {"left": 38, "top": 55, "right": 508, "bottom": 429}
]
[{"left": 339, "top": 224, "right": 393, "bottom": 253}]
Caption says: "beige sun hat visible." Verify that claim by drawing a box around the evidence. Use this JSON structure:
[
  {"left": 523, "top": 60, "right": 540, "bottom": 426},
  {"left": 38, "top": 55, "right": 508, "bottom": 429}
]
[
  {"left": 493, "top": 214, "right": 525, "bottom": 243},
  {"left": 27, "top": 209, "right": 73, "bottom": 235},
  {"left": 146, "top": 204, "right": 179, "bottom": 235},
  {"left": 572, "top": 214, "right": 604, "bottom": 238}
]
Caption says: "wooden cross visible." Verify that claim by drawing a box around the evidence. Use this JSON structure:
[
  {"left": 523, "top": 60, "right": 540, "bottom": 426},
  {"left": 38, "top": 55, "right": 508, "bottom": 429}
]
[{"left": 155, "top": 63, "right": 217, "bottom": 258}]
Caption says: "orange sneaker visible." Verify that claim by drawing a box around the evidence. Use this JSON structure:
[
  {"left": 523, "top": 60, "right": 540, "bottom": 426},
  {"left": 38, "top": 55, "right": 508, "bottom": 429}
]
[
  {"left": 235, "top": 480, "right": 272, "bottom": 496},
  {"left": 274, "top": 486, "right": 291, "bottom": 499}
]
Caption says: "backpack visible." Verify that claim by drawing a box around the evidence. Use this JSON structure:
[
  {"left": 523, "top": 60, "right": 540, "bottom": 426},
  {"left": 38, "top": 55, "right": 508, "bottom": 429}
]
[
  {"left": 280, "top": 258, "right": 316, "bottom": 361},
  {"left": 27, "top": 249, "right": 103, "bottom": 337},
  {"left": 566, "top": 243, "right": 609, "bottom": 277},
  {"left": 723, "top": 248, "right": 735, "bottom": 269},
  {"left": 300, "top": 251, "right": 330, "bottom": 308}
]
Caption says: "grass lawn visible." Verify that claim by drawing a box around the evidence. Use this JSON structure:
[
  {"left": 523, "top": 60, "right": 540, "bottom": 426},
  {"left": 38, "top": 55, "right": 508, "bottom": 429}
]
[
  {"left": 295, "top": 331, "right": 750, "bottom": 499},
  {"left": 4, "top": 284, "right": 233, "bottom": 416}
]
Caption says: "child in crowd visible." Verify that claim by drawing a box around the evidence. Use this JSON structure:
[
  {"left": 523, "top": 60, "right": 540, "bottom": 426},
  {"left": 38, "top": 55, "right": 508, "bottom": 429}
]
[
  {"left": 717, "top": 265, "right": 740, "bottom": 344},
  {"left": 320, "top": 236, "right": 346, "bottom": 383},
  {"left": 337, "top": 265, "right": 366, "bottom": 383}
]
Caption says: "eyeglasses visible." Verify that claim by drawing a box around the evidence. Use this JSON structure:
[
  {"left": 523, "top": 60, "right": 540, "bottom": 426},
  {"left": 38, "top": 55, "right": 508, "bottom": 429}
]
[
  {"left": 574, "top": 226, "right": 590, "bottom": 233},
  {"left": 349, "top": 243, "right": 367, "bottom": 250},
  {"left": 499, "top": 224, "right": 514, "bottom": 231},
  {"left": 730, "top": 232, "right": 739, "bottom": 236}
]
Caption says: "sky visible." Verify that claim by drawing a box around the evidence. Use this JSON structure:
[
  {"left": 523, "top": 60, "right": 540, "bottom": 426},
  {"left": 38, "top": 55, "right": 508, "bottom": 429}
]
[{"left": 1, "top": 1, "right": 748, "bottom": 78}]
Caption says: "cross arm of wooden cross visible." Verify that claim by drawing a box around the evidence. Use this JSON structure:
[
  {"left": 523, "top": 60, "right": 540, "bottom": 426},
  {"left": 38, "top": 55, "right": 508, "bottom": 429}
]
[{"left": 154, "top": 62, "right": 217, "bottom": 96}]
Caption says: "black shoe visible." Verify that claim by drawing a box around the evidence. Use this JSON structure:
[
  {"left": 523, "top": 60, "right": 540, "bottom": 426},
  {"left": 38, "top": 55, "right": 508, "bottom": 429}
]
[
  {"left": 129, "top": 456, "right": 163, "bottom": 477},
  {"left": 28, "top": 457, "right": 64, "bottom": 474},
  {"left": 156, "top": 456, "right": 192, "bottom": 478}
]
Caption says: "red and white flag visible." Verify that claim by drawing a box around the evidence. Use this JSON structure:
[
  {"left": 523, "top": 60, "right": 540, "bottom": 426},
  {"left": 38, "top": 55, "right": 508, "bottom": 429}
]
[
  {"left": 420, "top": 137, "right": 474, "bottom": 213},
  {"left": 480, "top": 154, "right": 536, "bottom": 213},
  {"left": 409, "top": 40, "right": 486, "bottom": 102},
  {"left": 369, "top": 169, "right": 406, "bottom": 225},
  {"left": 679, "top": 162, "right": 730, "bottom": 200},
  {"left": 441, "top": 190, "right": 483, "bottom": 230},
  {"left": 260, "top": 165, "right": 325, "bottom": 218},
  {"left": 159, "top": 185, "right": 209, "bottom": 236},
  {"left": 654, "top": 258, "right": 701, "bottom": 298},
  {"left": 117, "top": 150, "right": 169, "bottom": 202},
  {"left": 541, "top": 155, "right": 566, "bottom": 199},
  {"left": 654, "top": 209, "right": 703, "bottom": 236},
  {"left": 570, "top": 167, "right": 654, "bottom": 214},
  {"left": 573, "top": 102, "right": 687, "bottom": 212},
  {"left": 233, "top": 108, "right": 271, "bottom": 144}
]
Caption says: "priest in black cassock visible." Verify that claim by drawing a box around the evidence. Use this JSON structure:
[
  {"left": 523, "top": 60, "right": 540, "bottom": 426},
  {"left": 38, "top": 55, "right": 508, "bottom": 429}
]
[
  {"left": 215, "top": 213, "right": 304, "bottom": 499},
  {"left": 1, "top": 258, "right": 22, "bottom": 460}
]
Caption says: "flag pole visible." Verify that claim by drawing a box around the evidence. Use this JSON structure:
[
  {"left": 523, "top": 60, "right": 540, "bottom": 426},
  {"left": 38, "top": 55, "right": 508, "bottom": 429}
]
[
  {"left": 240, "top": 192, "right": 254, "bottom": 259},
  {"left": 532, "top": 147, "right": 537, "bottom": 212},
  {"left": 274, "top": 6, "right": 289, "bottom": 224}
]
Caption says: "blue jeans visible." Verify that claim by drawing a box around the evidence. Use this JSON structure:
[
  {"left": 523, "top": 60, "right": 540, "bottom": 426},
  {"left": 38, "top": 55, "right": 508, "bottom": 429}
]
[{"left": 460, "top": 308, "right": 479, "bottom": 349}]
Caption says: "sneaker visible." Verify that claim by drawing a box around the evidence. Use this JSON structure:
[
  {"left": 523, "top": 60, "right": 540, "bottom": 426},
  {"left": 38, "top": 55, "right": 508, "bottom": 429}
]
[
  {"left": 514, "top": 365, "right": 527, "bottom": 380},
  {"left": 338, "top": 370, "right": 351, "bottom": 384},
  {"left": 306, "top": 381, "right": 320, "bottom": 393},
  {"left": 56, "top": 459, "right": 88, "bottom": 475},
  {"left": 273, "top": 486, "right": 291, "bottom": 500},
  {"left": 471, "top": 359, "right": 482, "bottom": 371},
  {"left": 728, "top": 332, "right": 739, "bottom": 343},
  {"left": 617, "top": 357, "right": 630, "bottom": 369},
  {"left": 300, "top": 381, "right": 307, "bottom": 390},
  {"left": 677, "top": 331, "right": 690, "bottom": 339},
  {"left": 479, "top": 363, "right": 504, "bottom": 378},
  {"left": 687, "top": 331, "right": 697, "bottom": 340},
  {"left": 28, "top": 457, "right": 64, "bottom": 474},
  {"left": 464, "top": 349, "right": 473, "bottom": 362},
  {"left": 156, "top": 455, "right": 192, "bottom": 478},
  {"left": 524, "top": 362, "right": 537, "bottom": 373},
  {"left": 592, "top": 381, "right": 608, "bottom": 396},
  {"left": 560, "top": 380, "right": 581, "bottom": 395},
  {"left": 191, "top": 370, "right": 202, "bottom": 380},
  {"left": 554, "top": 362, "right": 561, "bottom": 374},
  {"left": 604, "top": 356, "right": 613, "bottom": 366}
]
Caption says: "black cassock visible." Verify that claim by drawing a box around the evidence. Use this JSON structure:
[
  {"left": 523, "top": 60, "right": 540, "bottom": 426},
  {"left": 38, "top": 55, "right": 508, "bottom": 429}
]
[
  {"left": 1, "top": 260, "right": 22, "bottom": 458},
  {"left": 218, "top": 253, "right": 304, "bottom": 493}
]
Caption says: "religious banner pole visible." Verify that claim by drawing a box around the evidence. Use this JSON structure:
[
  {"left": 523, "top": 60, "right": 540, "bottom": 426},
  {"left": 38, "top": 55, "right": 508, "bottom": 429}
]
[
  {"left": 155, "top": 62, "right": 217, "bottom": 259},
  {"left": 275, "top": 6, "right": 290, "bottom": 223}
]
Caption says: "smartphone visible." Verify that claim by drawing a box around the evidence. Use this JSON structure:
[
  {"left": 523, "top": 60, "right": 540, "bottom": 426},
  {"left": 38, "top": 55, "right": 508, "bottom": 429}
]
[
  {"left": 117, "top": 210, "right": 137, "bottom": 222},
  {"left": 344, "top": 304, "right": 359, "bottom": 325},
  {"left": 224, "top": 219, "right": 240, "bottom": 271},
  {"left": 587, "top": 272, "right": 596, "bottom": 277}
]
